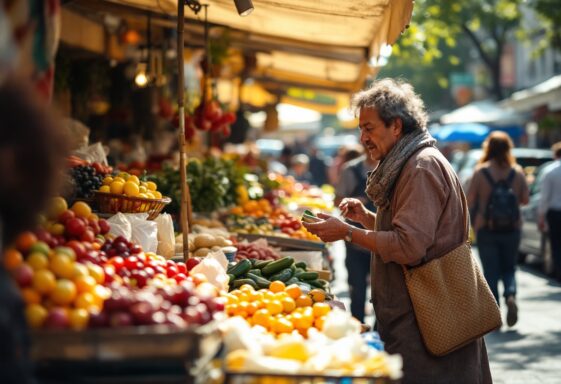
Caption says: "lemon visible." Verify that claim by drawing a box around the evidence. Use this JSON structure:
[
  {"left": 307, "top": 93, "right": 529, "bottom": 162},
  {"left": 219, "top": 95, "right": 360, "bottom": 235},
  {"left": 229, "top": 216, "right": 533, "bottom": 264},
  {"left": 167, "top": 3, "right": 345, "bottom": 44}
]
[
  {"left": 139, "top": 186, "right": 147, "bottom": 194},
  {"left": 123, "top": 181, "right": 140, "bottom": 197},
  {"left": 112, "top": 176, "right": 126, "bottom": 184},
  {"left": 110, "top": 181, "right": 125, "bottom": 194},
  {"left": 99, "top": 185, "right": 110, "bottom": 193},
  {"left": 145, "top": 191, "right": 155, "bottom": 199},
  {"left": 72, "top": 201, "right": 92, "bottom": 218},
  {"left": 117, "top": 172, "right": 129, "bottom": 180},
  {"left": 127, "top": 175, "right": 140, "bottom": 185},
  {"left": 146, "top": 181, "right": 157, "bottom": 191},
  {"left": 102, "top": 176, "right": 113, "bottom": 186},
  {"left": 153, "top": 191, "right": 162, "bottom": 199}
]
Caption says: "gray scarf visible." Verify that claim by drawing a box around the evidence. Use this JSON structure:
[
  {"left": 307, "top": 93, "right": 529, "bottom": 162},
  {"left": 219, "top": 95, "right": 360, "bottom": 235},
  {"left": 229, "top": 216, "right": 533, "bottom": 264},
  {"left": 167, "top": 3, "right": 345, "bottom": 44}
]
[{"left": 366, "top": 130, "right": 436, "bottom": 211}]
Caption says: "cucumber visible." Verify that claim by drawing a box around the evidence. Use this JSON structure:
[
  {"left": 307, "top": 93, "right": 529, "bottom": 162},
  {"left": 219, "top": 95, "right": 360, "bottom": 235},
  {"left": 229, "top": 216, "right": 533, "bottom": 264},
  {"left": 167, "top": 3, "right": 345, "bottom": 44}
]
[
  {"left": 248, "top": 268, "right": 262, "bottom": 277},
  {"left": 296, "top": 281, "right": 312, "bottom": 294},
  {"left": 286, "top": 277, "right": 300, "bottom": 285},
  {"left": 233, "top": 278, "right": 257, "bottom": 289},
  {"left": 316, "top": 279, "right": 329, "bottom": 286},
  {"left": 229, "top": 259, "right": 252, "bottom": 277},
  {"left": 290, "top": 264, "right": 297, "bottom": 273},
  {"left": 249, "top": 258, "right": 258, "bottom": 266},
  {"left": 295, "top": 271, "right": 319, "bottom": 281},
  {"left": 253, "top": 260, "right": 272, "bottom": 269},
  {"left": 294, "top": 261, "right": 307, "bottom": 270},
  {"left": 227, "top": 274, "right": 236, "bottom": 284},
  {"left": 308, "top": 280, "right": 326, "bottom": 289},
  {"left": 262, "top": 257, "right": 294, "bottom": 276},
  {"left": 293, "top": 268, "right": 305, "bottom": 275},
  {"left": 246, "top": 273, "right": 272, "bottom": 289},
  {"left": 269, "top": 268, "right": 293, "bottom": 282}
]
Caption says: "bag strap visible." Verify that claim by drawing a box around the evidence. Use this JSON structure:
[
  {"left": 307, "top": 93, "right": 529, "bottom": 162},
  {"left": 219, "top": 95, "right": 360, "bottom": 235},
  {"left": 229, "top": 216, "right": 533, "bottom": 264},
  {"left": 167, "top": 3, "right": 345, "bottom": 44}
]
[
  {"left": 481, "top": 168, "right": 495, "bottom": 187},
  {"left": 505, "top": 168, "right": 516, "bottom": 185}
]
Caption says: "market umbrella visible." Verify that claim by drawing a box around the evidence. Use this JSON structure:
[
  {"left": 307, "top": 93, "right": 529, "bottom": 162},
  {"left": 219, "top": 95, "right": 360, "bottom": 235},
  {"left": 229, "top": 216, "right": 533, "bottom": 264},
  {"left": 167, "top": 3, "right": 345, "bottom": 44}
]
[{"left": 433, "top": 123, "right": 490, "bottom": 145}]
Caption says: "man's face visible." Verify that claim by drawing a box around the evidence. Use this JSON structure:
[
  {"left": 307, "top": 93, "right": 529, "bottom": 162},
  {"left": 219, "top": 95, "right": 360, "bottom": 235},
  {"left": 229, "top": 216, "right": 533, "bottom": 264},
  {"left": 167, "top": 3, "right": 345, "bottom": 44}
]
[{"left": 359, "top": 107, "right": 401, "bottom": 161}]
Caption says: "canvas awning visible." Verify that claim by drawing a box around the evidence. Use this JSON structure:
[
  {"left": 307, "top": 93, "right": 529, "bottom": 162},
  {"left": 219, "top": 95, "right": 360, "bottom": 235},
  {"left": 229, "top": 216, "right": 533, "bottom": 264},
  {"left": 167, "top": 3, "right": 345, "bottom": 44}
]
[
  {"left": 501, "top": 74, "right": 561, "bottom": 112},
  {"left": 87, "top": 0, "right": 413, "bottom": 93}
]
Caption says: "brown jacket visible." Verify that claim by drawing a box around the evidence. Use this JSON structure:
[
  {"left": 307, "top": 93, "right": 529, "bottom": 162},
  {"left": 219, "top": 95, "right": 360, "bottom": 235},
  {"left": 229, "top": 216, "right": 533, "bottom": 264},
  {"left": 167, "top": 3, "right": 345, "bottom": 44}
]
[
  {"left": 466, "top": 162, "right": 529, "bottom": 232},
  {"left": 371, "top": 146, "right": 492, "bottom": 384}
]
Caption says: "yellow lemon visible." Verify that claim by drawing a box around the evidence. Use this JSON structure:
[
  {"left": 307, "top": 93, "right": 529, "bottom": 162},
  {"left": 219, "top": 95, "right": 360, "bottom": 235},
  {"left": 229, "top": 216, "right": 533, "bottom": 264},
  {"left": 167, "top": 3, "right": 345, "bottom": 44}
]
[
  {"left": 102, "top": 176, "right": 113, "bottom": 186},
  {"left": 112, "top": 176, "right": 126, "bottom": 184},
  {"left": 153, "top": 191, "right": 162, "bottom": 199},
  {"left": 123, "top": 181, "right": 140, "bottom": 197},
  {"left": 127, "top": 175, "right": 140, "bottom": 185},
  {"left": 146, "top": 181, "right": 157, "bottom": 191},
  {"left": 139, "top": 186, "right": 147, "bottom": 194},
  {"left": 99, "top": 185, "right": 110, "bottom": 193},
  {"left": 110, "top": 181, "right": 125, "bottom": 194}
]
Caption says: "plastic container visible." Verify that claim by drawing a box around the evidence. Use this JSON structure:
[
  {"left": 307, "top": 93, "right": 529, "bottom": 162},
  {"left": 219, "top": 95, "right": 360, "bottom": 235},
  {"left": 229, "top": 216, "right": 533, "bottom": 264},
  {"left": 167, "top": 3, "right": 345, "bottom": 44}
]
[{"left": 221, "top": 246, "right": 237, "bottom": 262}]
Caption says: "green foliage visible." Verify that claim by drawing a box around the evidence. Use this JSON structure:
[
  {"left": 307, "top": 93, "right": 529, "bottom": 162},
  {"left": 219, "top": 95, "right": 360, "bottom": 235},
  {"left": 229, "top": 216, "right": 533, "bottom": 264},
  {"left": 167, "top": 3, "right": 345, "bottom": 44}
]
[{"left": 527, "top": 0, "right": 561, "bottom": 53}]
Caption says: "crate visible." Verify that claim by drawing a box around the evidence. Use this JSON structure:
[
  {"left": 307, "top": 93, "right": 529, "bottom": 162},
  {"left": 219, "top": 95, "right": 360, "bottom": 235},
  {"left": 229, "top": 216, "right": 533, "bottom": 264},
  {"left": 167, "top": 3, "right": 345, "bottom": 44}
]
[{"left": 94, "top": 191, "right": 171, "bottom": 220}]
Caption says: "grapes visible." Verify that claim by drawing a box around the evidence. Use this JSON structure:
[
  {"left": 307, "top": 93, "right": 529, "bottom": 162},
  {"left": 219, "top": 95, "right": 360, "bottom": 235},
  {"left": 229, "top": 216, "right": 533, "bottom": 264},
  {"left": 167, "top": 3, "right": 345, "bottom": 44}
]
[{"left": 70, "top": 166, "right": 105, "bottom": 198}]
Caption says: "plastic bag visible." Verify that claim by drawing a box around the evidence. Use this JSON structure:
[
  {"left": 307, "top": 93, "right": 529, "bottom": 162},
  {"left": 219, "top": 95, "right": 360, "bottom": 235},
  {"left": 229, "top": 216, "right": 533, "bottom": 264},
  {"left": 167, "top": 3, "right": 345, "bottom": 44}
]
[
  {"left": 126, "top": 213, "right": 158, "bottom": 254},
  {"left": 190, "top": 250, "right": 229, "bottom": 291},
  {"left": 154, "top": 213, "right": 175, "bottom": 258},
  {"left": 107, "top": 213, "right": 132, "bottom": 240},
  {"left": 73, "top": 141, "right": 108, "bottom": 165}
]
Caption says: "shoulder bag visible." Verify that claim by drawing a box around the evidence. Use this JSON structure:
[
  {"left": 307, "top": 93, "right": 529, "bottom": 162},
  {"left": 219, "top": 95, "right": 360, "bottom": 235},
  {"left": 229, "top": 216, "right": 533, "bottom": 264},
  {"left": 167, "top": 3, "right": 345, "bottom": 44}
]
[{"left": 401, "top": 193, "right": 502, "bottom": 356}]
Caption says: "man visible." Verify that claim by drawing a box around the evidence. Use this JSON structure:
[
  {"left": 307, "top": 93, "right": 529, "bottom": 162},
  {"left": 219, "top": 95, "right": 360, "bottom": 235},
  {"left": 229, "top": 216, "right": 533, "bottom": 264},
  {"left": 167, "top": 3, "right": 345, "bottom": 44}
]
[
  {"left": 335, "top": 152, "right": 378, "bottom": 323},
  {"left": 538, "top": 141, "right": 561, "bottom": 279},
  {"left": 303, "top": 78, "right": 491, "bottom": 383}
]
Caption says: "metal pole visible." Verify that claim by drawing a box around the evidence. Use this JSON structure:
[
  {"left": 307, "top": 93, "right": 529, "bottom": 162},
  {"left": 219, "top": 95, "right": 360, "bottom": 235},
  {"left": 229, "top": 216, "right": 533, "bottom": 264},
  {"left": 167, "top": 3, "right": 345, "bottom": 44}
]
[{"left": 177, "top": 1, "right": 191, "bottom": 261}]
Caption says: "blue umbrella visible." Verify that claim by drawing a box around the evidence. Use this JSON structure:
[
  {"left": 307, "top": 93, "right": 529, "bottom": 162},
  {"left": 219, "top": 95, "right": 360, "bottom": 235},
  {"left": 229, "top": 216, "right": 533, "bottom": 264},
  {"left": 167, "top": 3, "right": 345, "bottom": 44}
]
[{"left": 433, "top": 123, "right": 490, "bottom": 145}]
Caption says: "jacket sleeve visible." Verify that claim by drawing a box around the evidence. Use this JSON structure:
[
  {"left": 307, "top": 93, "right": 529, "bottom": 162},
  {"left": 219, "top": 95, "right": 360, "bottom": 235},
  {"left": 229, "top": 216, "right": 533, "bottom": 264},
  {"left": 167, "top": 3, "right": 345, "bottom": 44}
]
[{"left": 374, "top": 163, "right": 449, "bottom": 265}]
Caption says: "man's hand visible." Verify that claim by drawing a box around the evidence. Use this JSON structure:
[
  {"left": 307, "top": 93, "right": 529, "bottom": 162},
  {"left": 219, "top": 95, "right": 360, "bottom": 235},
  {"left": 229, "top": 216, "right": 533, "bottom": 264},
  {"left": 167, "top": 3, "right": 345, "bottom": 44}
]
[
  {"left": 339, "top": 198, "right": 370, "bottom": 225},
  {"left": 302, "top": 213, "right": 350, "bottom": 242}
]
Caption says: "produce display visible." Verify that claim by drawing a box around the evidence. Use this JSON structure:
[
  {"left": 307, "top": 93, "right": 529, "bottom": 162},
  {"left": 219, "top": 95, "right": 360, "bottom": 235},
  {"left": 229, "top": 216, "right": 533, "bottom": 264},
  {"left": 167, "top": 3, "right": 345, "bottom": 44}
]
[
  {"left": 98, "top": 172, "right": 163, "bottom": 200},
  {"left": 232, "top": 241, "right": 280, "bottom": 262},
  {"left": 3, "top": 198, "right": 225, "bottom": 330},
  {"left": 226, "top": 257, "right": 328, "bottom": 293},
  {"left": 187, "top": 233, "right": 234, "bottom": 258}
]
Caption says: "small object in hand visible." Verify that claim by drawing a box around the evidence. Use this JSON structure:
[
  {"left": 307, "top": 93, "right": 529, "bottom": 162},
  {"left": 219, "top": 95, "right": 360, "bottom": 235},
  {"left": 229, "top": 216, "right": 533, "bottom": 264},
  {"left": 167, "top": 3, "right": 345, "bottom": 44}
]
[{"left": 301, "top": 209, "right": 321, "bottom": 223}]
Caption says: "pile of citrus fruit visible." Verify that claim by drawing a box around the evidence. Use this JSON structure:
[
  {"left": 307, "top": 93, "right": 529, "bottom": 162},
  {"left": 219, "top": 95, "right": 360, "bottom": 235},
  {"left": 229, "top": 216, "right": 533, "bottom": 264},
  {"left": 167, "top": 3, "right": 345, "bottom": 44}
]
[
  {"left": 223, "top": 281, "right": 330, "bottom": 337},
  {"left": 98, "top": 172, "right": 163, "bottom": 200},
  {"left": 4, "top": 232, "right": 110, "bottom": 330}
]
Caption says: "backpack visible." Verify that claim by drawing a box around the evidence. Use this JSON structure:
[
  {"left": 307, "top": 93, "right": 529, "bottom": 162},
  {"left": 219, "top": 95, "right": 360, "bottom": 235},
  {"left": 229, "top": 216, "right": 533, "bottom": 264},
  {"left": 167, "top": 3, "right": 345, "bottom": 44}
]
[{"left": 482, "top": 168, "right": 519, "bottom": 232}]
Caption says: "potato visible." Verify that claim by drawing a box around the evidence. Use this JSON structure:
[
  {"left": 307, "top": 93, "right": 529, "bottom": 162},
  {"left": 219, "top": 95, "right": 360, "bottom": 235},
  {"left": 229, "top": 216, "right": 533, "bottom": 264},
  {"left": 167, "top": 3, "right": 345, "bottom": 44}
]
[
  {"left": 194, "top": 233, "right": 216, "bottom": 248},
  {"left": 211, "top": 246, "right": 222, "bottom": 251},
  {"left": 193, "top": 248, "right": 211, "bottom": 257}
]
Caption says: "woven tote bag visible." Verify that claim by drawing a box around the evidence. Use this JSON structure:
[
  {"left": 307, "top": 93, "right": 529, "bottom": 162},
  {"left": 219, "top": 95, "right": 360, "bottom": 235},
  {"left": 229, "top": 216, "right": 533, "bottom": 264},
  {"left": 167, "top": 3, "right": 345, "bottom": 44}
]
[{"left": 402, "top": 194, "right": 502, "bottom": 356}]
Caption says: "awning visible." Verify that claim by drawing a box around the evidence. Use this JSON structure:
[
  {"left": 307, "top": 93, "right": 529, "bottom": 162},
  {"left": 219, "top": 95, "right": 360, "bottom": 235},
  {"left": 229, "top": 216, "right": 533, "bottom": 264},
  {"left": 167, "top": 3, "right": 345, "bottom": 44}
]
[
  {"left": 91, "top": 0, "right": 414, "bottom": 92},
  {"left": 501, "top": 74, "right": 561, "bottom": 112},
  {"left": 440, "top": 100, "right": 525, "bottom": 126}
]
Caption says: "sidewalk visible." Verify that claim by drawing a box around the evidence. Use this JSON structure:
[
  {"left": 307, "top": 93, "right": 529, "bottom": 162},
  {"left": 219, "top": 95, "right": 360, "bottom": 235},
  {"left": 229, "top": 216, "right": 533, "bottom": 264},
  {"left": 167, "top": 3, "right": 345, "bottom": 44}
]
[{"left": 329, "top": 241, "right": 561, "bottom": 383}]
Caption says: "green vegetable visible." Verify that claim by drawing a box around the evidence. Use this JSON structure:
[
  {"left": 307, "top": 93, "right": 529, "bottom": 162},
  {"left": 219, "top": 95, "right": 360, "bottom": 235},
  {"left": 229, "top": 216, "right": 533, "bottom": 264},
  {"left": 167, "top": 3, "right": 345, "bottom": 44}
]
[
  {"left": 262, "top": 257, "right": 294, "bottom": 276},
  {"left": 233, "top": 279, "right": 257, "bottom": 289},
  {"left": 269, "top": 268, "right": 293, "bottom": 282},
  {"left": 295, "top": 271, "right": 319, "bottom": 281},
  {"left": 228, "top": 259, "right": 252, "bottom": 277},
  {"left": 246, "top": 273, "right": 272, "bottom": 289}
]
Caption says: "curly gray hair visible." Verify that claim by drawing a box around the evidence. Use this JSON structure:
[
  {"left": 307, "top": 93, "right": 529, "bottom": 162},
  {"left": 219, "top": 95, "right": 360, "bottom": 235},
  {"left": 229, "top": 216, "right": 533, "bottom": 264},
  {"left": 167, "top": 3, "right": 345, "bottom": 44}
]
[{"left": 351, "top": 78, "right": 428, "bottom": 134}]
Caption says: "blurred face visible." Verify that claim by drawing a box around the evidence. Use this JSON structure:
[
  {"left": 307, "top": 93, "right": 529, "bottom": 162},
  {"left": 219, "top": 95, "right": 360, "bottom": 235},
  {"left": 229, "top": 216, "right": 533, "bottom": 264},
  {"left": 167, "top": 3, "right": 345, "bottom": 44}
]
[{"left": 358, "top": 107, "right": 402, "bottom": 161}]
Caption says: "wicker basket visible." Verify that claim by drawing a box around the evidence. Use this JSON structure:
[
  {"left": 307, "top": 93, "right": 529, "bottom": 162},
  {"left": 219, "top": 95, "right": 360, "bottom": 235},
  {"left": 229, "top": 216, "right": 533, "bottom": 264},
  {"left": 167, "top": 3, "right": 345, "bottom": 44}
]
[{"left": 93, "top": 191, "right": 171, "bottom": 220}]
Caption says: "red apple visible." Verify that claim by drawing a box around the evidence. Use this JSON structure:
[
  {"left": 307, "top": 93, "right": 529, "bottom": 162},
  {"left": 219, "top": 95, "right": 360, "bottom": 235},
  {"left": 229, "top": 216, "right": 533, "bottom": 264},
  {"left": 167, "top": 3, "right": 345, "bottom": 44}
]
[
  {"left": 65, "top": 218, "right": 86, "bottom": 237},
  {"left": 58, "top": 210, "right": 75, "bottom": 224},
  {"left": 44, "top": 308, "right": 70, "bottom": 329},
  {"left": 81, "top": 230, "right": 95, "bottom": 243},
  {"left": 66, "top": 240, "right": 86, "bottom": 260},
  {"left": 98, "top": 219, "right": 110, "bottom": 235},
  {"left": 12, "top": 264, "right": 33, "bottom": 287},
  {"left": 186, "top": 258, "right": 200, "bottom": 271}
]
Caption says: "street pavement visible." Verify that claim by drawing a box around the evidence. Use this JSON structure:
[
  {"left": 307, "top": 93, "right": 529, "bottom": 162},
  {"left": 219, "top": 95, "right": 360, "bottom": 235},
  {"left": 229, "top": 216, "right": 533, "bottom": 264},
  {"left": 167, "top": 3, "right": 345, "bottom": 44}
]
[{"left": 329, "top": 241, "right": 561, "bottom": 383}]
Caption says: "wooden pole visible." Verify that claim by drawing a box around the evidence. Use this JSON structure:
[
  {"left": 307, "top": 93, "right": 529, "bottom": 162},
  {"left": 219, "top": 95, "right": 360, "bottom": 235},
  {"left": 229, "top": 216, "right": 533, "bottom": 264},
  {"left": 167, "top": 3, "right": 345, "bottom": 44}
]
[{"left": 177, "top": 1, "right": 191, "bottom": 261}]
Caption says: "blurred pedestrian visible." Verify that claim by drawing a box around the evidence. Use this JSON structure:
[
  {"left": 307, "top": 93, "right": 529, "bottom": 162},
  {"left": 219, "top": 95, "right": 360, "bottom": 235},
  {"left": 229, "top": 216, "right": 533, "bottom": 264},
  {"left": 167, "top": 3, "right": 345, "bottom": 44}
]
[
  {"left": 327, "top": 145, "right": 362, "bottom": 186},
  {"left": 303, "top": 78, "right": 491, "bottom": 383},
  {"left": 335, "top": 152, "right": 378, "bottom": 323},
  {"left": 0, "top": 78, "right": 66, "bottom": 383},
  {"left": 308, "top": 146, "right": 328, "bottom": 186},
  {"left": 289, "top": 154, "right": 313, "bottom": 183},
  {"left": 466, "top": 131, "right": 529, "bottom": 327},
  {"left": 538, "top": 141, "right": 561, "bottom": 280}
]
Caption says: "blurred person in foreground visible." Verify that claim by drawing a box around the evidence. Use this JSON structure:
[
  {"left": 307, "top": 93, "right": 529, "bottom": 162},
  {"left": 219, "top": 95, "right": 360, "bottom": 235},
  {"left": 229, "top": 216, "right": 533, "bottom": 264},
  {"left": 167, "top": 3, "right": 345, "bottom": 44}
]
[
  {"left": 466, "top": 132, "right": 529, "bottom": 327},
  {"left": 0, "top": 79, "right": 66, "bottom": 383},
  {"left": 303, "top": 78, "right": 491, "bottom": 383},
  {"left": 538, "top": 141, "right": 561, "bottom": 280},
  {"left": 335, "top": 149, "right": 378, "bottom": 323}
]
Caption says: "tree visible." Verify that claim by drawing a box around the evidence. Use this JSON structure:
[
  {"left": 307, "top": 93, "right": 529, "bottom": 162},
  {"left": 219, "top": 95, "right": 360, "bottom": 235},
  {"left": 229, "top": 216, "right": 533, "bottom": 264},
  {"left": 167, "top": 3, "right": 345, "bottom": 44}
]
[
  {"left": 526, "top": 0, "right": 561, "bottom": 53},
  {"left": 392, "top": 0, "right": 523, "bottom": 101}
]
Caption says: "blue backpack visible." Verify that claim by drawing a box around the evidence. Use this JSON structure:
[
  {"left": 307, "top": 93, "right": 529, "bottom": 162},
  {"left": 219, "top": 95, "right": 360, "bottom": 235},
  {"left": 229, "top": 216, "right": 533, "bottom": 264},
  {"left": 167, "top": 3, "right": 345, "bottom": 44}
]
[{"left": 482, "top": 168, "right": 519, "bottom": 232}]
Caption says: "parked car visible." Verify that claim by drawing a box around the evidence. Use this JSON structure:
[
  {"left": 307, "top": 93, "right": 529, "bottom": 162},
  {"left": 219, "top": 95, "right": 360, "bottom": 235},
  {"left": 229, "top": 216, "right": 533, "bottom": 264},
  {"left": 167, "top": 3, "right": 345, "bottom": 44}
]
[
  {"left": 456, "top": 148, "right": 553, "bottom": 190},
  {"left": 519, "top": 161, "right": 555, "bottom": 274}
]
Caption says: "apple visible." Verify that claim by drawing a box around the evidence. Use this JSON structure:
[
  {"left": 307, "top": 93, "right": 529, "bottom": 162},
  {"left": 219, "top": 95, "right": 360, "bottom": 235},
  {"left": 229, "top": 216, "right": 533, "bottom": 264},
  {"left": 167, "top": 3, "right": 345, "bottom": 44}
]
[
  {"left": 98, "top": 219, "right": 110, "bottom": 235},
  {"left": 66, "top": 240, "right": 86, "bottom": 260},
  {"left": 130, "top": 244, "right": 142, "bottom": 254},
  {"left": 13, "top": 264, "right": 33, "bottom": 287},
  {"left": 54, "top": 246, "right": 76, "bottom": 260},
  {"left": 44, "top": 308, "right": 70, "bottom": 329},
  {"left": 174, "top": 273, "right": 187, "bottom": 283},
  {"left": 186, "top": 258, "right": 200, "bottom": 271},
  {"left": 66, "top": 218, "right": 86, "bottom": 237},
  {"left": 58, "top": 210, "right": 75, "bottom": 224},
  {"left": 80, "top": 230, "right": 95, "bottom": 243},
  {"left": 176, "top": 262, "right": 187, "bottom": 274},
  {"left": 170, "top": 285, "right": 192, "bottom": 307}
]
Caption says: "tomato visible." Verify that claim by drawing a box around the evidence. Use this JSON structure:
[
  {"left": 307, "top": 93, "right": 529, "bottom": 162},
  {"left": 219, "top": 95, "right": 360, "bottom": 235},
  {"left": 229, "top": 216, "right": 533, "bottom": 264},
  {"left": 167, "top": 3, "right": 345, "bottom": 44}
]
[
  {"left": 16, "top": 232, "right": 38, "bottom": 253},
  {"left": 109, "top": 256, "right": 125, "bottom": 271}
]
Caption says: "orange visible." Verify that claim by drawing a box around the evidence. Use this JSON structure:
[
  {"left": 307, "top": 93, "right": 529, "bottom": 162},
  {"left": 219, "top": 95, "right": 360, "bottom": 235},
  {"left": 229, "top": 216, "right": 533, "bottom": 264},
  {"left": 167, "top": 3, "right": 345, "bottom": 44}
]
[
  {"left": 226, "top": 304, "right": 239, "bottom": 317},
  {"left": 266, "top": 300, "right": 283, "bottom": 316},
  {"left": 269, "top": 280, "right": 285, "bottom": 293},
  {"left": 239, "top": 284, "right": 255, "bottom": 293},
  {"left": 50, "top": 254, "right": 75, "bottom": 279},
  {"left": 15, "top": 232, "right": 38, "bottom": 253},
  {"left": 314, "top": 316, "right": 326, "bottom": 330},
  {"left": 295, "top": 295, "right": 313, "bottom": 308},
  {"left": 246, "top": 302, "right": 259, "bottom": 316},
  {"left": 309, "top": 289, "right": 326, "bottom": 303},
  {"left": 225, "top": 294, "right": 239, "bottom": 305},
  {"left": 32, "top": 270, "right": 56, "bottom": 294},
  {"left": 50, "top": 279, "right": 77, "bottom": 306},
  {"left": 75, "top": 292, "right": 96, "bottom": 310},
  {"left": 3, "top": 248, "right": 23, "bottom": 271},
  {"left": 74, "top": 275, "right": 97, "bottom": 294},
  {"left": 247, "top": 290, "right": 263, "bottom": 302},
  {"left": 69, "top": 308, "right": 89, "bottom": 330},
  {"left": 281, "top": 297, "right": 296, "bottom": 313},
  {"left": 71, "top": 201, "right": 92, "bottom": 218},
  {"left": 230, "top": 207, "right": 243, "bottom": 215},
  {"left": 25, "top": 304, "right": 48, "bottom": 328},
  {"left": 312, "top": 302, "right": 330, "bottom": 317},
  {"left": 273, "top": 317, "right": 294, "bottom": 334},
  {"left": 252, "top": 309, "right": 272, "bottom": 328},
  {"left": 21, "top": 288, "right": 41, "bottom": 305},
  {"left": 285, "top": 284, "right": 302, "bottom": 300}
]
